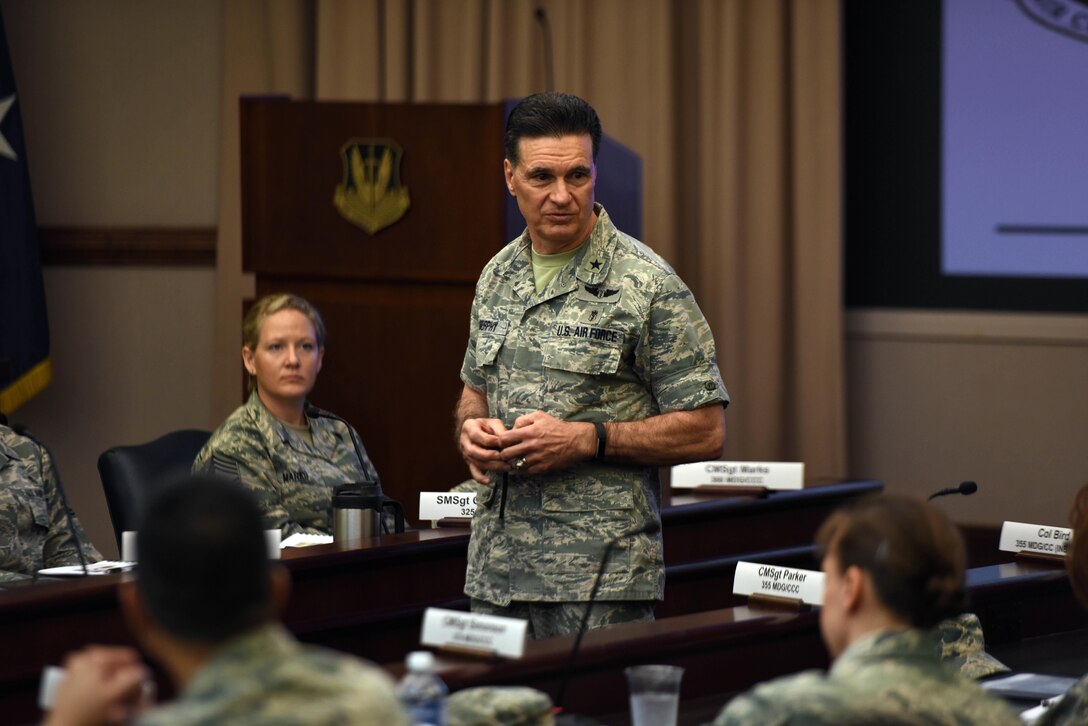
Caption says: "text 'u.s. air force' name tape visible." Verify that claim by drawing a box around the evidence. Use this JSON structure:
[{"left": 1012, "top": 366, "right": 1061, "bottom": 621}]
[
  {"left": 733, "top": 561, "right": 825, "bottom": 605},
  {"left": 421, "top": 607, "right": 527, "bottom": 658},
  {"left": 998, "top": 521, "right": 1072, "bottom": 556},
  {"left": 670, "top": 461, "right": 805, "bottom": 490},
  {"left": 419, "top": 492, "right": 477, "bottom": 520}
]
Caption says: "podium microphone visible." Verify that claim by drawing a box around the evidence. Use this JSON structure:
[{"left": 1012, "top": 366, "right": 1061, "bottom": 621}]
[
  {"left": 928, "top": 481, "right": 978, "bottom": 501},
  {"left": 12, "top": 425, "right": 90, "bottom": 576},
  {"left": 555, "top": 519, "right": 662, "bottom": 713}
]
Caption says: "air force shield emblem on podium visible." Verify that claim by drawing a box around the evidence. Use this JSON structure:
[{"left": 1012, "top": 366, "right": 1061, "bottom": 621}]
[{"left": 333, "top": 139, "right": 411, "bottom": 234}]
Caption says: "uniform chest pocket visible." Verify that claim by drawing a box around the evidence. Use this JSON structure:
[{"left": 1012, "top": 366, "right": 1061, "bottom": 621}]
[
  {"left": 542, "top": 336, "right": 622, "bottom": 376},
  {"left": 475, "top": 332, "right": 507, "bottom": 367}
]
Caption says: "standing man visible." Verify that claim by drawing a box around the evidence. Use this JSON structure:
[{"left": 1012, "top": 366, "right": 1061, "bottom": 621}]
[{"left": 456, "top": 92, "right": 729, "bottom": 638}]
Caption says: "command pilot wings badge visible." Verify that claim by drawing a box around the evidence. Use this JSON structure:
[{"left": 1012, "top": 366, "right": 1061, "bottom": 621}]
[
  {"left": 576, "top": 283, "right": 621, "bottom": 304},
  {"left": 333, "top": 139, "right": 411, "bottom": 234}
]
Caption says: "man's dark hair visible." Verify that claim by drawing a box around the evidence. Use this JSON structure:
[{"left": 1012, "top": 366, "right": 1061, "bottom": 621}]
[
  {"left": 504, "top": 92, "right": 603, "bottom": 165},
  {"left": 136, "top": 475, "right": 271, "bottom": 644}
]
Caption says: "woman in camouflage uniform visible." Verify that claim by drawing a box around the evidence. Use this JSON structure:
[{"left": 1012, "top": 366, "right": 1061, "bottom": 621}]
[
  {"left": 714, "top": 494, "right": 1020, "bottom": 725},
  {"left": 193, "top": 294, "right": 379, "bottom": 535}
]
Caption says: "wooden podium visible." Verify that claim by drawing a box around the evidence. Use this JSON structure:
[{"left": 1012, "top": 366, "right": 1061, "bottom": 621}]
[{"left": 241, "top": 98, "right": 508, "bottom": 523}]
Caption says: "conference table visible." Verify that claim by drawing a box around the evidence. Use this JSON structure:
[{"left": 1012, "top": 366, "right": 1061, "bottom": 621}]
[
  {"left": 412, "top": 560, "right": 1088, "bottom": 724},
  {"left": 0, "top": 479, "right": 880, "bottom": 722}
]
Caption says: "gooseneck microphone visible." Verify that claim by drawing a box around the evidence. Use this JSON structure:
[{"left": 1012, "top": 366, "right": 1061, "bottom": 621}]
[
  {"left": 304, "top": 403, "right": 379, "bottom": 483},
  {"left": 928, "top": 480, "right": 978, "bottom": 501},
  {"left": 13, "top": 425, "right": 90, "bottom": 576},
  {"left": 555, "top": 519, "right": 662, "bottom": 713},
  {"left": 534, "top": 7, "right": 555, "bottom": 91}
]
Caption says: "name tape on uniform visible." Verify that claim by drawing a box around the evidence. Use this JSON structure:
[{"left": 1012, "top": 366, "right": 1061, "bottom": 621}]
[
  {"left": 998, "top": 521, "right": 1072, "bottom": 556},
  {"left": 421, "top": 607, "right": 527, "bottom": 658},
  {"left": 733, "top": 561, "right": 825, "bottom": 605},
  {"left": 671, "top": 461, "right": 804, "bottom": 490},
  {"left": 419, "top": 492, "right": 477, "bottom": 521}
]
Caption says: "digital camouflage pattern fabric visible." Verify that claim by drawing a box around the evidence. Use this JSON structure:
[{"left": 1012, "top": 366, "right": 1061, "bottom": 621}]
[
  {"left": 935, "top": 612, "right": 1010, "bottom": 679},
  {"left": 0, "top": 425, "right": 101, "bottom": 582},
  {"left": 461, "top": 206, "right": 729, "bottom": 607},
  {"left": 193, "top": 392, "right": 378, "bottom": 536},
  {"left": 713, "top": 628, "right": 1021, "bottom": 726},
  {"left": 470, "top": 598, "right": 653, "bottom": 640},
  {"left": 134, "top": 624, "right": 407, "bottom": 726},
  {"left": 1033, "top": 673, "right": 1088, "bottom": 725},
  {"left": 446, "top": 686, "right": 555, "bottom": 726}
]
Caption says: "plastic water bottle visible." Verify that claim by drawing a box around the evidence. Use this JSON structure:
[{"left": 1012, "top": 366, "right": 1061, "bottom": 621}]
[{"left": 396, "top": 650, "right": 448, "bottom": 726}]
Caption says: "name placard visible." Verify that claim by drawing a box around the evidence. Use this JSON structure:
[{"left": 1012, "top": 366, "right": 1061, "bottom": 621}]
[
  {"left": 733, "top": 561, "right": 825, "bottom": 604},
  {"left": 671, "top": 461, "right": 804, "bottom": 490},
  {"left": 421, "top": 607, "right": 527, "bottom": 658},
  {"left": 998, "top": 521, "right": 1072, "bottom": 556},
  {"left": 419, "top": 492, "right": 477, "bottom": 521}
]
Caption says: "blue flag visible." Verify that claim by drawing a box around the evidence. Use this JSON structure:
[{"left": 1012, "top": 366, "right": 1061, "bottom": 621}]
[{"left": 0, "top": 9, "right": 50, "bottom": 414}]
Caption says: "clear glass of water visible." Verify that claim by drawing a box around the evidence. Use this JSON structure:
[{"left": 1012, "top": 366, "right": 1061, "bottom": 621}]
[{"left": 625, "top": 664, "right": 684, "bottom": 726}]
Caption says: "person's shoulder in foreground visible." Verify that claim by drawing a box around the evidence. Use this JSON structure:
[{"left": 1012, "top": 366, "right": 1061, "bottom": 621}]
[
  {"left": 1033, "top": 482, "right": 1088, "bottom": 726},
  {"left": 135, "top": 623, "right": 404, "bottom": 726}
]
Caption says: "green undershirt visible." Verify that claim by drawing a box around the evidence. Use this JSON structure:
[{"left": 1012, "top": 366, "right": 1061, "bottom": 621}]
[{"left": 531, "top": 244, "right": 582, "bottom": 293}]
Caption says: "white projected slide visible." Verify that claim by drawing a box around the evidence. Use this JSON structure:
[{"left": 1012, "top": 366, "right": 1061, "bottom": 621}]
[{"left": 942, "top": 0, "right": 1088, "bottom": 278}]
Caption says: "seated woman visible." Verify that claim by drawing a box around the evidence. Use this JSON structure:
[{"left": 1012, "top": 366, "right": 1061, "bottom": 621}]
[
  {"left": 1033, "top": 483, "right": 1088, "bottom": 725},
  {"left": 713, "top": 493, "right": 1019, "bottom": 725},
  {"left": 193, "top": 294, "right": 379, "bottom": 535}
]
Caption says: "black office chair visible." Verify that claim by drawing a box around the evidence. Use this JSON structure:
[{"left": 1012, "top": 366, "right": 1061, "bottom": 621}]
[{"left": 97, "top": 429, "right": 211, "bottom": 550}]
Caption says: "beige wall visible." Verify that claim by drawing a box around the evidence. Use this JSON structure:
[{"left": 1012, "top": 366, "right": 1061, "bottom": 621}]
[
  {"left": 847, "top": 310, "right": 1088, "bottom": 527},
  {"left": 4, "top": 0, "right": 223, "bottom": 557},
  {"left": 3, "top": 1, "right": 1086, "bottom": 559}
]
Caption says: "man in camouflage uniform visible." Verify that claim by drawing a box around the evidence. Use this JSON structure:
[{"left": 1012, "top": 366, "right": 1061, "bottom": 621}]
[
  {"left": 44, "top": 475, "right": 406, "bottom": 726},
  {"left": 456, "top": 92, "right": 729, "bottom": 638},
  {"left": 0, "top": 424, "right": 100, "bottom": 582},
  {"left": 193, "top": 391, "right": 379, "bottom": 536}
]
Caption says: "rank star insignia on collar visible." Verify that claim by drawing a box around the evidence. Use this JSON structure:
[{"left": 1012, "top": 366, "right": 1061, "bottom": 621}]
[{"left": 590, "top": 259, "right": 602, "bottom": 270}]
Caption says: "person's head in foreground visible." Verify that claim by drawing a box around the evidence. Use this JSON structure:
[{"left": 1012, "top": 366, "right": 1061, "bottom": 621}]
[
  {"left": 1065, "top": 483, "right": 1088, "bottom": 608},
  {"left": 1028, "top": 482, "right": 1088, "bottom": 726},
  {"left": 815, "top": 492, "right": 966, "bottom": 658}
]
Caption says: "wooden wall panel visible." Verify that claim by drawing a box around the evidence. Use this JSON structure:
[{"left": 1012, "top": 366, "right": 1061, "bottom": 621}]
[{"left": 244, "top": 100, "right": 507, "bottom": 523}]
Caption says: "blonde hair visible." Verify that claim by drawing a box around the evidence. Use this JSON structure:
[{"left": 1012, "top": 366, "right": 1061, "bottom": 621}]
[{"left": 242, "top": 294, "right": 326, "bottom": 393}]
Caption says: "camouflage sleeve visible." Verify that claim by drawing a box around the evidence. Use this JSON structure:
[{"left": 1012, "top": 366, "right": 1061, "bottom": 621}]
[
  {"left": 1034, "top": 675, "right": 1088, "bottom": 725},
  {"left": 637, "top": 273, "right": 729, "bottom": 412},
  {"left": 0, "top": 489, "right": 38, "bottom": 583},
  {"left": 41, "top": 446, "right": 103, "bottom": 567}
]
